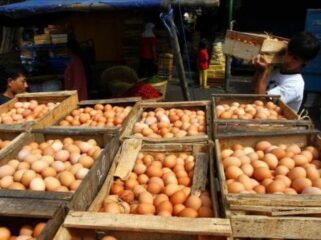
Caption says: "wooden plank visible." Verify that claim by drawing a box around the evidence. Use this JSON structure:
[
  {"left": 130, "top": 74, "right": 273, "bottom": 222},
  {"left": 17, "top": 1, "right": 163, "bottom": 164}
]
[
  {"left": 0, "top": 197, "right": 62, "bottom": 218},
  {"left": 64, "top": 211, "right": 231, "bottom": 236},
  {"left": 192, "top": 153, "right": 209, "bottom": 195},
  {"left": 114, "top": 138, "right": 142, "bottom": 180},
  {"left": 0, "top": 132, "right": 27, "bottom": 162},
  {"left": 231, "top": 215, "right": 321, "bottom": 239}
]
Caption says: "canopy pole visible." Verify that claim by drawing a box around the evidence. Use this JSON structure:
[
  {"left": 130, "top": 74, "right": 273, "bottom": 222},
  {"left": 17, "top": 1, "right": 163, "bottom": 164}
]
[
  {"left": 162, "top": 4, "right": 191, "bottom": 101},
  {"left": 224, "top": 0, "right": 234, "bottom": 91}
]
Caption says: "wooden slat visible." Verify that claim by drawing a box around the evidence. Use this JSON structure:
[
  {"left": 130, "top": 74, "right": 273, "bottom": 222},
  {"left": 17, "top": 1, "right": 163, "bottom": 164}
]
[
  {"left": 64, "top": 211, "right": 231, "bottom": 236},
  {"left": 192, "top": 153, "right": 209, "bottom": 195},
  {"left": 114, "top": 138, "right": 142, "bottom": 180},
  {"left": 231, "top": 215, "right": 321, "bottom": 239}
]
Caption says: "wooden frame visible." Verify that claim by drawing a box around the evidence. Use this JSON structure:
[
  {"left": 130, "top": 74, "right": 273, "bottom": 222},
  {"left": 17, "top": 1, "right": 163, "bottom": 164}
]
[
  {"left": 53, "top": 139, "right": 232, "bottom": 240},
  {"left": 223, "top": 30, "right": 288, "bottom": 64},
  {"left": 0, "top": 91, "right": 78, "bottom": 131},
  {"left": 212, "top": 94, "right": 312, "bottom": 138},
  {"left": 0, "top": 197, "right": 66, "bottom": 240},
  {"left": 0, "top": 128, "right": 119, "bottom": 211},
  {"left": 215, "top": 130, "right": 321, "bottom": 239},
  {"left": 120, "top": 101, "right": 212, "bottom": 143},
  {"left": 47, "top": 97, "right": 141, "bottom": 131}
]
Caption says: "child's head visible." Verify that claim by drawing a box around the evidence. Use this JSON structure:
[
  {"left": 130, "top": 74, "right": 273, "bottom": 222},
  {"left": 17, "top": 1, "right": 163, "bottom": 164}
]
[
  {"left": 199, "top": 39, "right": 208, "bottom": 50},
  {"left": 282, "top": 32, "right": 320, "bottom": 72},
  {"left": 0, "top": 67, "right": 28, "bottom": 94}
]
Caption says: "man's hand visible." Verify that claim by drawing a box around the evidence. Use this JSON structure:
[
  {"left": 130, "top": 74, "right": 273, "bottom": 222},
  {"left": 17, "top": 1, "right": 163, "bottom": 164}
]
[{"left": 250, "top": 54, "right": 269, "bottom": 72}]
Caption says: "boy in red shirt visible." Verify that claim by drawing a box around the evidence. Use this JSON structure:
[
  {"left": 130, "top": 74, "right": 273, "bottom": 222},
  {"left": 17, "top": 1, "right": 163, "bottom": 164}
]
[{"left": 197, "top": 39, "right": 209, "bottom": 88}]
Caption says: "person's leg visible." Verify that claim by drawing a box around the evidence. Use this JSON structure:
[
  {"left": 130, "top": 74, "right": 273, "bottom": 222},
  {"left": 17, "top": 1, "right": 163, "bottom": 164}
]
[
  {"left": 199, "top": 70, "right": 203, "bottom": 87},
  {"left": 203, "top": 69, "right": 209, "bottom": 88}
]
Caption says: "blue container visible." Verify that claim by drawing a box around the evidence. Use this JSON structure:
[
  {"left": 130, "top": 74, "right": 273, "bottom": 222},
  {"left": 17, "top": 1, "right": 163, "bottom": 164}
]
[{"left": 302, "top": 9, "right": 321, "bottom": 92}]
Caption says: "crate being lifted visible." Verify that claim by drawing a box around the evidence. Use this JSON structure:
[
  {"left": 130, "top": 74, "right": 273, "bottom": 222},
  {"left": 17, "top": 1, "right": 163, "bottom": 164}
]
[{"left": 223, "top": 30, "right": 289, "bottom": 64}]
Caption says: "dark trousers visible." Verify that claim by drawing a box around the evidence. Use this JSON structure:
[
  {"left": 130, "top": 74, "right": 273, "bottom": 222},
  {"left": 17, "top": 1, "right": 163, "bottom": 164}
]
[{"left": 138, "top": 58, "right": 157, "bottom": 78}]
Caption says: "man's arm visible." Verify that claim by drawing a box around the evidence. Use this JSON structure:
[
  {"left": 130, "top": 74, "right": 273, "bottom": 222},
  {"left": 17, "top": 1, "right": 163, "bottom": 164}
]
[{"left": 251, "top": 55, "right": 270, "bottom": 94}]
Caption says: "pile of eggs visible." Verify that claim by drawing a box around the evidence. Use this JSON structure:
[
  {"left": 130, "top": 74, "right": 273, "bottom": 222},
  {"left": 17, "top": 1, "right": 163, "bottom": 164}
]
[
  {"left": 216, "top": 100, "right": 287, "bottom": 120},
  {"left": 0, "top": 137, "right": 102, "bottom": 192},
  {"left": 0, "top": 222, "right": 45, "bottom": 240},
  {"left": 0, "top": 100, "right": 60, "bottom": 124},
  {"left": 222, "top": 140, "right": 321, "bottom": 194},
  {"left": 132, "top": 108, "right": 206, "bottom": 138},
  {"left": 102, "top": 152, "right": 214, "bottom": 218},
  {"left": 0, "top": 139, "right": 11, "bottom": 150},
  {"left": 59, "top": 104, "right": 132, "bottom": 128}
]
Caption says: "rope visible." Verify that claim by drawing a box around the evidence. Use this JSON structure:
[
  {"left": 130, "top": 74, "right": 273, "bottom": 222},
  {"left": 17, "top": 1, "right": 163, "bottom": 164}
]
[{"left": 298, "top": 108, "right": 312, "bottom": 121}]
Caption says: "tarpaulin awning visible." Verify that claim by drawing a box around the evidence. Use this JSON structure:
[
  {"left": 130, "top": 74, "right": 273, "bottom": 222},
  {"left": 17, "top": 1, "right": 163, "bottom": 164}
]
[{"left": 0, "top": 0, "right": 219, "bottom": 16}]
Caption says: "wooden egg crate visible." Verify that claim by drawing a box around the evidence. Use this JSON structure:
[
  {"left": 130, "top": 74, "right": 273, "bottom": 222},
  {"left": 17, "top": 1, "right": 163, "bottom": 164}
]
[
  {"left": 48, "top": 97, "right": 141, "bottom": 132},
  {"left": 223, "top": 30, "right": 288, "bottom": 64},
  {"left": 0, "top": 91, "right": 78, "bottom": 131},
  {"left": 120, "top": 101, "right": 212, "bottom": 143},
  {"left": 212, "top": 94, "right": 312, "bottom": 137},
  {"left": 0, "top": 128, "right": 119, "bottom": 211},
  {"left": 215, "top": 130, "right": 321, "bottom": 239},
  {"left": 0, "top": 197, "right": 65, "bottom": 240},
  {"left": 53, "top": 139, "right": 232, "bottom": 240},
  {"left": 0, "top": 130, "right": 27, "bottom": 160}
]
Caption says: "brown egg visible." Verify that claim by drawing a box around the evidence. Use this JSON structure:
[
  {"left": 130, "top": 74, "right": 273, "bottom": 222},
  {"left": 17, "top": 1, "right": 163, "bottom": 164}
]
[
  {"left": 170, "top": 190, "right": 187, "bottom": 205},
  {"left": 54, "top": 150, "right": 70, "bottom": 162},
  {"left": 275, "top": 165, "right": 289, "bottom": 176},
  {"left": 227, "top": 182, "right": 245, "bottom": 193},
  {"left": 104, "top": 202, "right": 122, "bottom": 213},
  {"left": 237, "top": 174, "right": 253, "bottom": 190},
  {"left": 0, "top": 227, "right": 11, "bottom": 240},
  {"left": 21, "top": 170, "right": 37, "bottom": 187},
  {"left": 8, "top": 182, "right": 26, "bottom": 190},
  {"left": 263, "top": 153, "right": 278, "bottom": 170},
  {"left": 78, "top": 155, "right": 94, "bottom": 168},
  {"left": 275, "top": 175, "right": 292, "bottom": 187},
  {"left": 255, "top": 141, "right": 271, "bottom": 151},
  {"left": 288, "top": 167, "right": 306, "bottom": 180},
  {"left": 17, "top": 162, "right": 30, "bottom": 170},
  {"left": 59, "top": 171, "right": 75, "bottom": 187},
  {"left": 178, "top": 208, "right": 198, "bottom": 218},
  {"left": 0, "top": 176, "right": 13, "bottom": 188},
  {"left": 225, "top": 166, "right": 243, "bottom": 179},
  {"left": 306, "top": 166, "right": 320, "bottom": 181},
  {"left": 0, "top": 165, "right": 15, "bottom": 178},
  {"left": 292, "top": 178, "right": 312, "bottom": 193},
  {"left": 70, "top": 179, "right": 82, "bottom": 191},
  {"left": 253, "top": 167, "right": 272, "bottom": 181},
  {"left": 185, "top": 195, "right": 202, "bottom": 210},
  {"left": 305, "top": 146, "right": 319, "bottom": 160},
  {"left": 198, "top": 206, "right": 214, "bottom": 217},
  {"left": 75, "top": 168, "right": 89, "bottom": 179},
  {"left": 55, "top": 185, "right": 69, "bottom": 192},
  {"left": 241, "top": 163, "right": 254, "bottom": 177},
  {"left": 270, "top": 148, "right": 286, "bottom": 160},
  {"left": 156, "top": 200, "right": 173, "bottom": 214},
  {"left": 147, "top": 182, "right": 163, "bottom": 194},
  {"left": 301, "top": 150, "right": 313, "bottom": 163},
  {"left": 254, "top": 185, "right": 266, "bottom": 193},
  {"left": 287, "top": 144, "right": 301, "bottom": 155},
  {"left": 302, "top": 186, "right": 321, "bottom": 194},
  {"left": 284, "top": 188, "right": 297, "bottom": 194},
  {"left": 138, "top": 191, "right": 153, "bottom": 204},
  {"left": 31, "top": 160, "right": 49, "bottom": 173},
  {"left": 164, "top": 184, "right": 180, "bottom": 196},
  {"left": 312, "top": 178, "right": 321, "bottom": 188},
  {"left": 13, "top": 169, "right": 27, "bottom": 182},
  {"left": 279, "top": 157, "right": 295, "bottom": 169},
  {"left": 7, "top": 159, "right": 19, "bottom": 170},
  {"left": 41, "top": 167, "right": 57, "bottom": 178},
  {"left": 44, "top": 177, "right": 61, "bottom": 191},
  {"left": 261, "top": 178, "right": 274, "bottom": 188},
  {"left": 154, "top": 194, "right": 169, "bottom": 206},
  {"left": 136, "top": 203, "right": 156, "bottom": 215},
  {"left": 293, "top": 155, "right": 308, "bottom": 166},
  {"left": 125, "top": 178, "right": 138, "bottom": 190},
  {"left": 146, "top": 165, "right": 163, "bottom": 178},
  {"left": 51, "top": 161, "right": 65, "bottom": 172},
  {"left": 221, "top": 149, "right": 234, "bottom": 159},
  {"left": 251, "top": 160, "right": 269, "bottom": 169},
  {"left": 266, "top": 180, "right": 286, "bottom": 193},
  {"left": 239, "top": 155, "right": 251, "bottom": 164},
  {"left": 223, "top": 157, "right": 241, "bottom": 169}
]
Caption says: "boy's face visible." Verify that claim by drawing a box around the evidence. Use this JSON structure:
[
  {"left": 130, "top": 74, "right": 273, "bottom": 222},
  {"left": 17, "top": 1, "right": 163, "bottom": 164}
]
[
  {"left": 281, "top": 50, "right": 305, "bottom": 72},
  {"left": 8, "top": 74, "right": 28, "bottom": 94}
]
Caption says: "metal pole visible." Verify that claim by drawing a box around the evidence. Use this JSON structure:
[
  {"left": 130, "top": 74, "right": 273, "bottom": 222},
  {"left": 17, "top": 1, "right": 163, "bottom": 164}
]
[
  {"left": 224, "top": 0, "right": 234, "bottom": 91},
  {"left": 167, "top": 5, "right": 191, "bottom": 101}
]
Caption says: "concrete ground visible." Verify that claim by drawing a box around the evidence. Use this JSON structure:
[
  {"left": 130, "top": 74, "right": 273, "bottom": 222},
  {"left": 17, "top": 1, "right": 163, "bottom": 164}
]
[{"left": 165, "top": 76, "right": 321, "bottom": 130}]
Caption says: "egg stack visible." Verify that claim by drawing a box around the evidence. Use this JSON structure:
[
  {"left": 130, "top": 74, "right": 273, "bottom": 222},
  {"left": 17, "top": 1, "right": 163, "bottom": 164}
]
[
  {"left": 0, "top": 100, "right": 60, "bottom": 124},
  {"left": 0, "top": 223, "right": 45, "bottom": 240},
  {"left": 132, "top": 107, "right": 206, "bottom": 138},
  {"left": 0, "top": 138, "right": 102, "bottom": 192},
  {"left": 216, "top": 100, "right": 286, "bottom": 120},
  {"left": 222, "top": 141, "right": 321, "bottom": 194},
  {"left": 102, "top": 152, "right": 214, "bottom": 218},
  {"left": 58, "top": 104, "right": 132, "bottom": 128}
]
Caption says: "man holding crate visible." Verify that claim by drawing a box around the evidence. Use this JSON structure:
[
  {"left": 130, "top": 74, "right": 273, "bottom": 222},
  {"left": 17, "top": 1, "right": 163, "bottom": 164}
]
[{"left": 252, "top": 32, "right": 320, "bottom": 112}]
